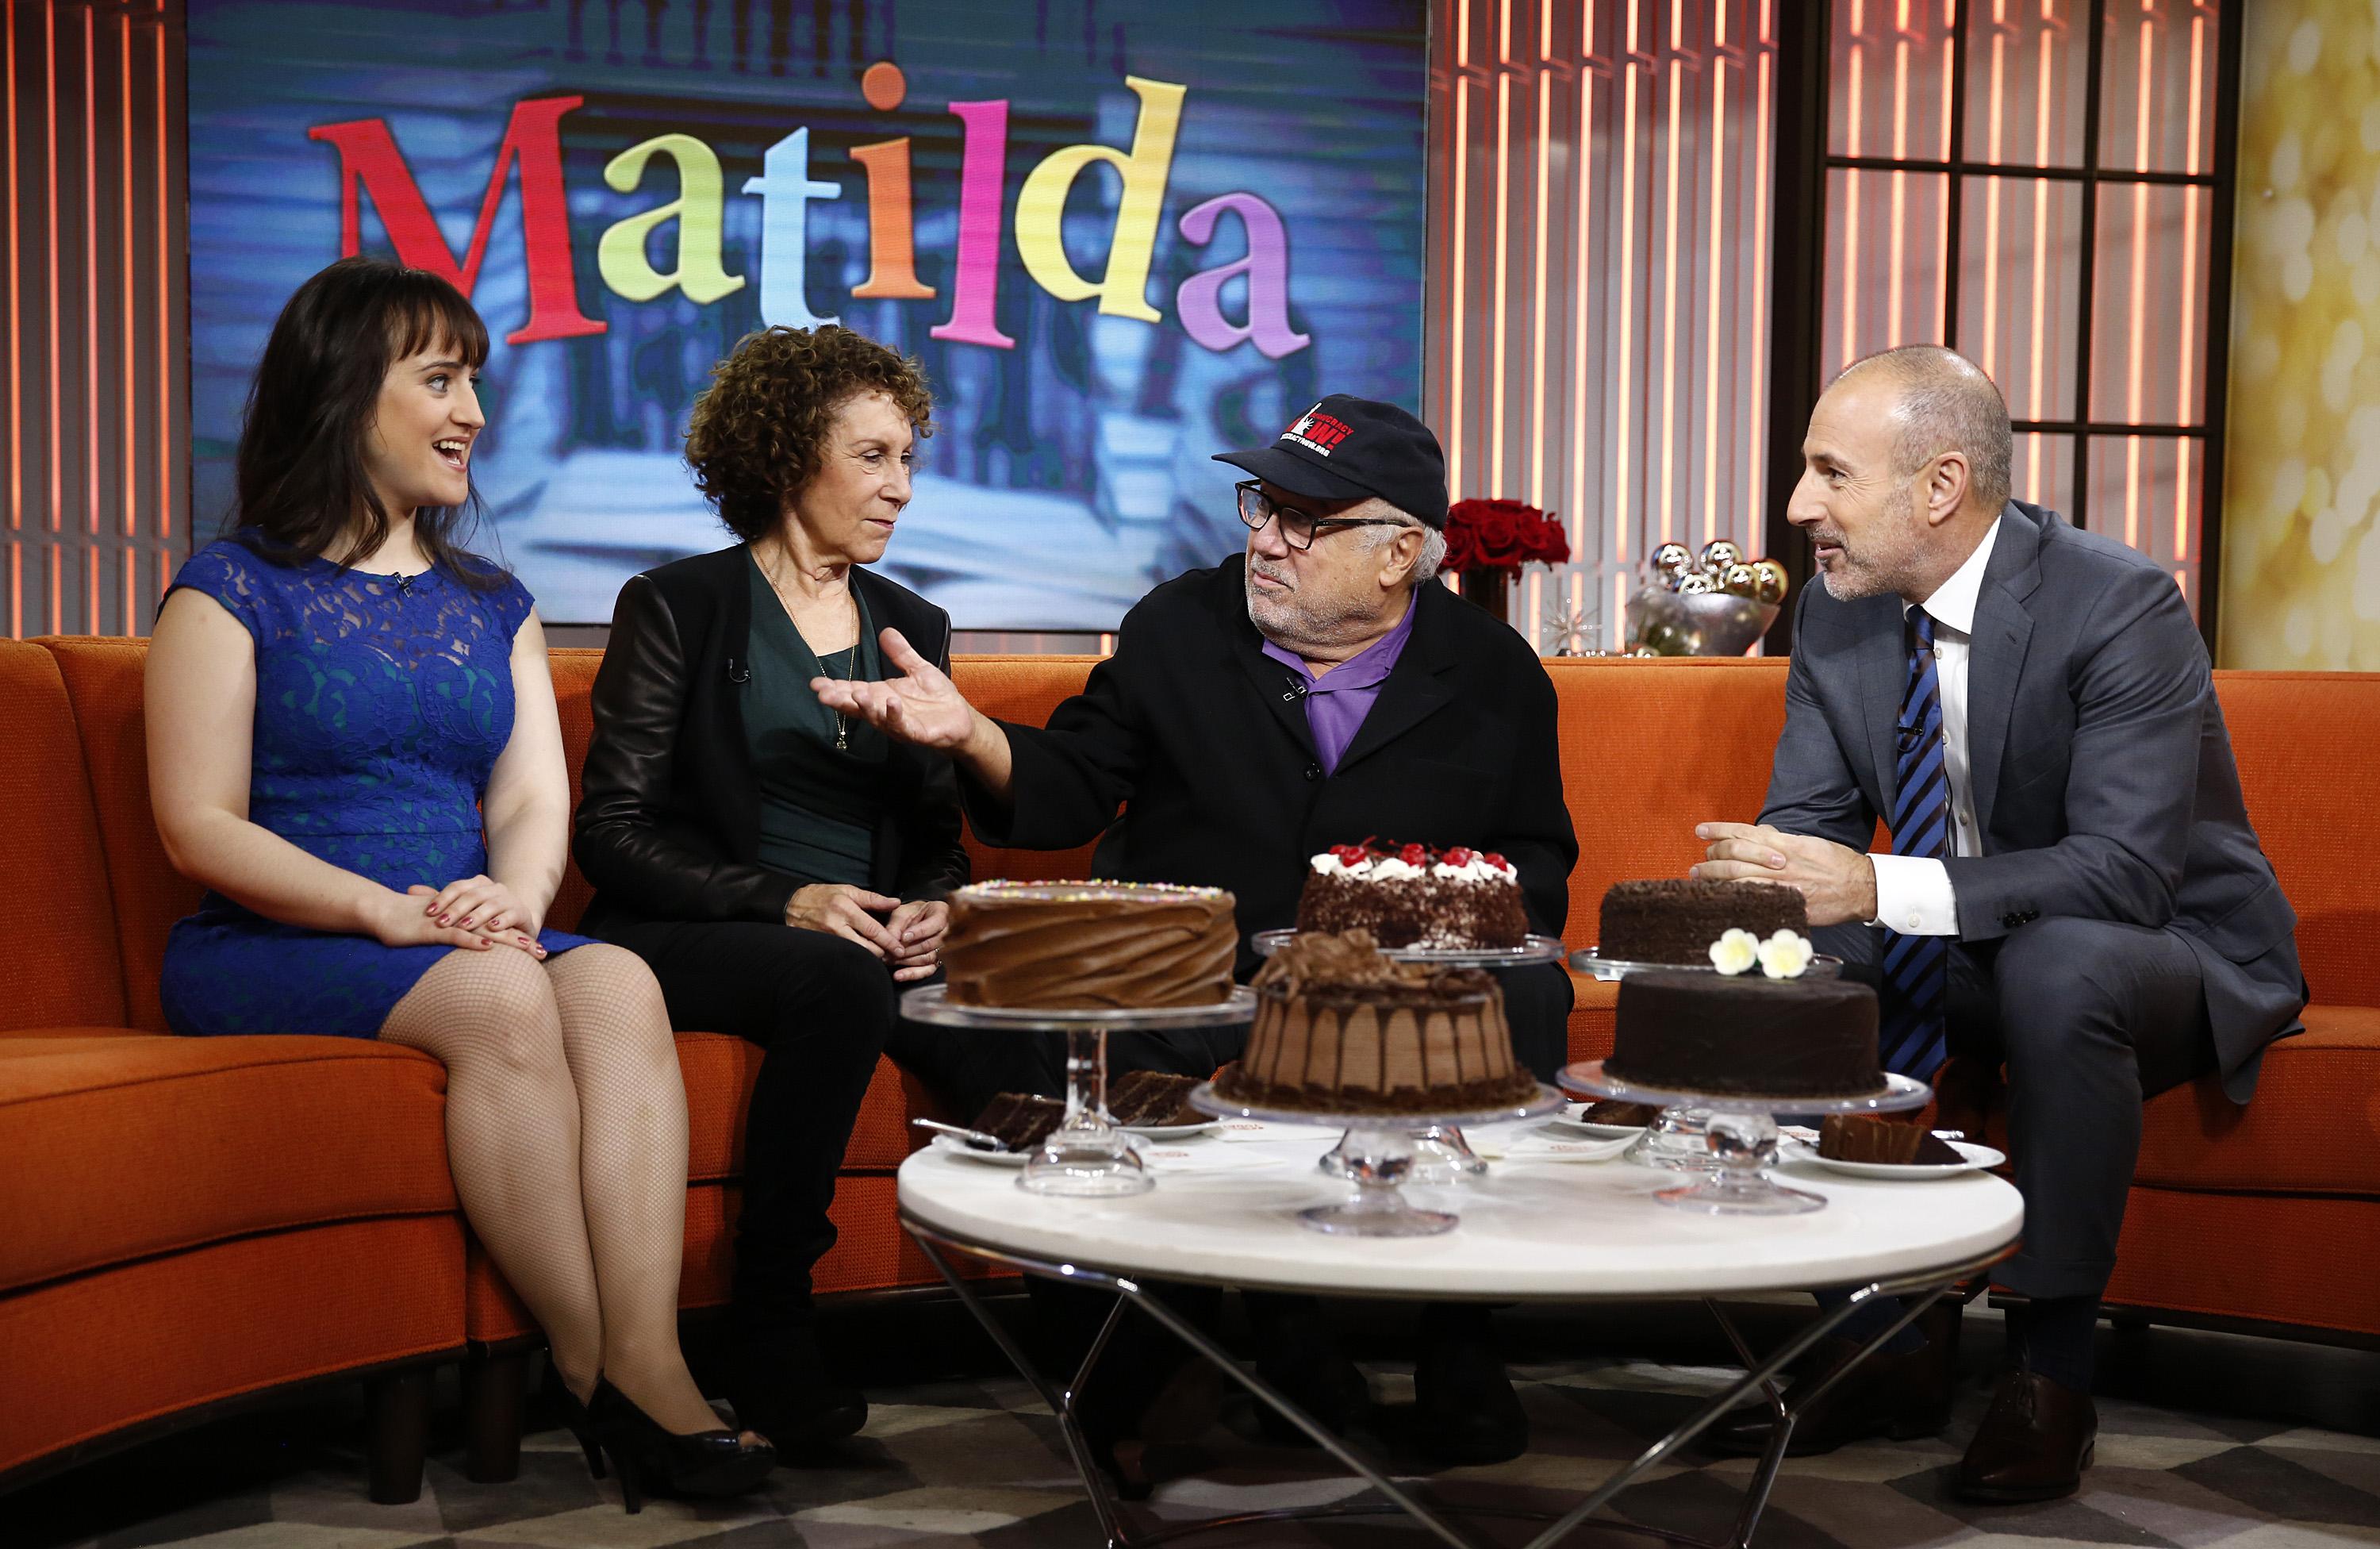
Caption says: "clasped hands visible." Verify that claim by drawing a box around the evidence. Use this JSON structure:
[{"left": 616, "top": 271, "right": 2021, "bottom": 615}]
[
  {"left": 787, "top": 886, "right": 948, "bottom": 982},
  {"left": 1691, "top": 823, "right": 1877, "bottom": 928},
  {"left": 367, "top": 874, "right": 547, "bottom": 957}
]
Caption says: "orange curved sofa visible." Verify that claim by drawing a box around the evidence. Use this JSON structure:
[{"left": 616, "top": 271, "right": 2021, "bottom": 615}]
[{"left": 2, "top": 643, "right": 2373, "bottom": 1503}]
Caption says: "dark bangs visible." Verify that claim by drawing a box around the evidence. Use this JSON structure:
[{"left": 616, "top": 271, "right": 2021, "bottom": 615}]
[
  {"left": 385, "top": 271, "right": 490, "bottom": 374},
  {"left": 229, "top": 256, "right": 505, "bottom": 590}
]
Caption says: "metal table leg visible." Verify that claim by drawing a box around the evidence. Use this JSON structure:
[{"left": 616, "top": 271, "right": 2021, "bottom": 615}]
[{"left": 902, "top": 1215, "right": 2010, "bottom": 1549}]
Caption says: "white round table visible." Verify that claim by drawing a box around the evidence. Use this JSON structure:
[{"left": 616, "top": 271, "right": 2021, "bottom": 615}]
[{"left": 897, "top": 1127, "right": 2021, "bottom": 1549}]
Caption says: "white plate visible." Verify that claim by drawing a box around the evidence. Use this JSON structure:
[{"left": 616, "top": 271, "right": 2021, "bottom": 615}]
[
  {"left": 931, "top": 1134, "right": 1027, "bottom": 1167},
  {"left": 1545, "top": 1116, "right": 1648, "bottom": 1140},
  {"left": 1784, "top": 1138, "right": 2005, "bottom": 1179},
  {"left": 1121, "top": 1120, "right": 1222, "bottom": 1140},
  {"left": 1543, "top": 1102, "right": 1649, "bottom": 1139},
  {"left": 930, "top": 1133, "right": 1152, "bottom": 1167}
]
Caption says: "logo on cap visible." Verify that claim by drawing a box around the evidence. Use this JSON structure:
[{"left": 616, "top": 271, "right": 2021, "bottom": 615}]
[{"left": 1280, "top": 405, "right": 1353, "bottom": 458}]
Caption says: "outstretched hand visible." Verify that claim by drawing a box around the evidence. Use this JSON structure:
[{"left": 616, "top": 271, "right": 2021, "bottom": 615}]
[{"left": 812, "top": 628, "right": 977, "bottom": 749}]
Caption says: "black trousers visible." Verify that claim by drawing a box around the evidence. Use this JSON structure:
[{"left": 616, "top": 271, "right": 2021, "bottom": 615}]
[
  {"left": 589, "top": 917, "right": 1042, "bottom": 1332},
  {"left": 1814, "top": 916, "right": 2216, "bottom": 1301}
]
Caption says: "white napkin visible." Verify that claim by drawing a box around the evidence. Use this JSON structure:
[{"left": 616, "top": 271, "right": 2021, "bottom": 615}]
[{"left": 1467, "top": 1128, "right": 1635, "bottom": 1164}]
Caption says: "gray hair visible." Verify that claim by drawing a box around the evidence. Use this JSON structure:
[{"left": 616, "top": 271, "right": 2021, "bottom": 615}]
[
  {"left": 1837, "top": 344, "right": 2012, "bottom": 517},
  {"left": 1353, "top": 499, "right": 1447, "bottom": 584}
]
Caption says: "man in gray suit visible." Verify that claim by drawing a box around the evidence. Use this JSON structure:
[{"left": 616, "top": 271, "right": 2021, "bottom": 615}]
[{"left": 1694, "top": 345, "right": 2304, "bottom": 1501}]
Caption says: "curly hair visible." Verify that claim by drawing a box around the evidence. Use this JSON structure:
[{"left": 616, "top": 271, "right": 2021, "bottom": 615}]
[{"left": 685, "top": 325, "right": 935, "bottom": 541}]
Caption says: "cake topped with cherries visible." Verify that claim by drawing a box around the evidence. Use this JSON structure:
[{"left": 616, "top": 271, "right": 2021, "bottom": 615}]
[{"left": 1296, "top": 839, "right": 1529, "bottom": 949}]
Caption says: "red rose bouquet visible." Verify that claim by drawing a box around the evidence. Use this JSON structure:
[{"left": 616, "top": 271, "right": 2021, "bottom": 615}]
[{"left": 1445, "top": 499, "right": 1570, "bottom": 574}]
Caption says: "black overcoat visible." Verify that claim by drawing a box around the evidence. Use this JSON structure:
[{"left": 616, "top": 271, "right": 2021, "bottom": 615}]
[{"left": 965, "top": 555, "right": 1578, "bottom": 976}]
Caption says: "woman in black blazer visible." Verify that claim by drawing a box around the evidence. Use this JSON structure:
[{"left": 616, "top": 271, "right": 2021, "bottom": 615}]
[{"left": 574, "top": 325, "right": 1013, "bottom": 1449}]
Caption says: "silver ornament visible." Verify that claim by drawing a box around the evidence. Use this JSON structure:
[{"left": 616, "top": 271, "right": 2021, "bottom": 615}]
[{"left": 1750, "top": 558, "right": 1789, "bottom": 605}]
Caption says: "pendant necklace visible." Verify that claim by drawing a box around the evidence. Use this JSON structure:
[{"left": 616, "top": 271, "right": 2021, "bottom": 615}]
[
  {"left": 762, "top": 545, "right": 855, "bottom": 752},
  {"left": 823, "top": 648, "right": 853, "bottom": 751}
]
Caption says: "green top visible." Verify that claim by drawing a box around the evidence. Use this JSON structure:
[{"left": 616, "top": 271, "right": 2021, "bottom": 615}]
[{"left": 743, "top": 548, "right": 889, "bottom": 888}]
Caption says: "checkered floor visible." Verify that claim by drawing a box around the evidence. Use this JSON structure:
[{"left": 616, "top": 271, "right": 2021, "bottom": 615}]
[{"left": 18, "top": 1298, "right": 2380, "bottom": 1549}]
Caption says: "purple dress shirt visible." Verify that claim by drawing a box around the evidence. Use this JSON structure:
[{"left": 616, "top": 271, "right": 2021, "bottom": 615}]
[{"left": 1259, "top": 598, "right": 1418, "bottom": 775}]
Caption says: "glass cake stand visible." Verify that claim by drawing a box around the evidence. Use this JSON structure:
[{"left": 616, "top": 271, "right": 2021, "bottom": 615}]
[
  {"left": 1253, "top": 929, "right": 1568, "bottom": 1185},
  {"left": 1190, "top": 1081, "right": 1566, "bottom": 1235},
  {"left": 1558, "top": 1059, "right": 1929, "bottom": 1215},
  {"left": 900, "top": 985, "right": 1257, "bottom": 1197},
  {"left": 1253, "top": 928, "right": 1568, "bottom": 966},
  {"left": 1567, "top": 949, "right": 1847, "bottom": 1175}
]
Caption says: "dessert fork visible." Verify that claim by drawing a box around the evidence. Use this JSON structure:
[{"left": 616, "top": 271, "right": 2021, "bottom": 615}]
[{"left": 910, "top": 1117, "right": 1011, "bottom": 1151}]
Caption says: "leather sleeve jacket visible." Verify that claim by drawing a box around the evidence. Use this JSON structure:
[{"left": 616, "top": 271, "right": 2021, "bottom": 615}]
[{"left": 572, "top": 546, "right": 969, "bottom": 928}]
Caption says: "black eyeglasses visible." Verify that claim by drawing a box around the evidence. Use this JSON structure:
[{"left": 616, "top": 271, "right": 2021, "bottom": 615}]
[{"left": 1234, "top": 480, "right": 1409, "bottom": 552}]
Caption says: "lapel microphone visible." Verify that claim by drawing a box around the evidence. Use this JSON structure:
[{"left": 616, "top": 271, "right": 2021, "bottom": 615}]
[
  {"left": 1282, "top": 675, "right": 1309, "bottom": 704},
  {"left": 726, "top": 657, "right": 751, "bottom": 683}
]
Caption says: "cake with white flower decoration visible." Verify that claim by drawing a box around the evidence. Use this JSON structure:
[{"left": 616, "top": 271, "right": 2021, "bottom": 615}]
[
  {"left": 1598, "top": 878, "right": 1806, "bottom": 964},
  {"left": 1604, "top": 928, "right": 1887, "bottom": 1098},
  {"left": 1296, "top": 840, "right": 1529, "bottom": 949}
]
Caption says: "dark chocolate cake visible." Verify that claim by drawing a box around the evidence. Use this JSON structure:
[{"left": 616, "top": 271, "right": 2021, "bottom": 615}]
[
  {"left": 1107, "top": 1070, "right": 1203, "bottom": 1126},
  {"left": 1819, "top": 1114, "right": 1964, "bottom": 1165},
  {"left": 1606, "top": 971, "right": 1885, "bottom": 1098},
  {"left": 1581, "top": 1100, "right": 1660, "bottom": 1126},
  {"left": 1599, "top": 878, "right": 1807, "bottom": 965},
  {"left": 972, "top": 1093, "right": 1065, "bottom": 1150}
]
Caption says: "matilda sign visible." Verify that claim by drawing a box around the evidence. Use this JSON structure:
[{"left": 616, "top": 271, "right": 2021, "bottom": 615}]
[{"left": 186, "top": 0, "right": 1428, "bottom": 626}]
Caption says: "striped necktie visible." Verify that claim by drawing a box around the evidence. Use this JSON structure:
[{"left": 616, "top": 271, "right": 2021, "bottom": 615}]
[{"left": 1879, "top": 606, "right": 1950, "bottom": 1080}]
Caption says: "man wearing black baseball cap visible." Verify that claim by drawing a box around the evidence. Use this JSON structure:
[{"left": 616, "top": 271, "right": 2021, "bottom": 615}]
[
  {"left": 1215, "top": 392, "right": 1453, "bottom": 526},
  {"left": 817, "top": 394, "right": 1576, "bottom": 1476}
]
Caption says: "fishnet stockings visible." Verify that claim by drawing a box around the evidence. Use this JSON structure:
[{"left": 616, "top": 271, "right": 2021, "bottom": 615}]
[{"left": 382, "top": 943, "right": 728, "bottom": 1437}]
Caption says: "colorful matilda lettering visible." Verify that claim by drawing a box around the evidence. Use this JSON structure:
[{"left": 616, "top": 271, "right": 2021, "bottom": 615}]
[{"left": 305, "top": 66, "right": 1310, "bottom": 360}]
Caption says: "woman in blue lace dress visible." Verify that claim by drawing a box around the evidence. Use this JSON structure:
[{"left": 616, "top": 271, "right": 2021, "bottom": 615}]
[{"left": 144, "top": 258, "right": 772, "bottom": 1509}]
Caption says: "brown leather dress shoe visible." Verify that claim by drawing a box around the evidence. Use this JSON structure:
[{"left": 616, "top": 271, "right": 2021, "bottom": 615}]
[
  {"left": 1704, "top": 1336, "right": 1952, "bottom": 1458},
  {"left": 1954, "top": 1368, "right": 2096, "bottom": 1502}
]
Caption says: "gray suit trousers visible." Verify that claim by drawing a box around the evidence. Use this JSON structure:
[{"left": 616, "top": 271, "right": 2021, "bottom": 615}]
[{"left": 1813, "top": 916, "right": 2215, "bottom": 1301}]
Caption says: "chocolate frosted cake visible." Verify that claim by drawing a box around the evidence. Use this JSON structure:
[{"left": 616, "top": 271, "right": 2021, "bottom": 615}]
[
  {"left": 943, "top": 881, "right": 1235, "bottom": 1009},
  {"left": 1599, "top": 879, "right": 1806, "bottom": 964},
  {"left": 1107, "top": 1070, "right": 1203, "bottom": 1127},
  {"left": 1296, "top": 841, "right": 1528, "bottom": 949},
  {"left": 1819, "top": 1115, "right": 1964, "bottom": 1165},
  {"left": 1606, "top": 971, "right": 1885, "bottom": 1098},
  {"left": 973, "top": 1093, "right": 1065, "bottom": 1150},
  {"left": 1215, "top": 930, "right": 1540, "bottom": 1113}
]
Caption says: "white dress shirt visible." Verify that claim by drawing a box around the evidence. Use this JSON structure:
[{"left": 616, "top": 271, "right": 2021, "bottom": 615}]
[{"left": 1868, "top": 517, "right": 2002, "bottom": 937}]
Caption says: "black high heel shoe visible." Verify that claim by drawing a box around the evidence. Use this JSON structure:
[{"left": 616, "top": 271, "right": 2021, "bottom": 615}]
[
  {"left": 588, "top": 1378, "right": 776, "bottom": 1514},
  {"left": 547, "top": 1375, "right": 607, "bottom": 1480}
]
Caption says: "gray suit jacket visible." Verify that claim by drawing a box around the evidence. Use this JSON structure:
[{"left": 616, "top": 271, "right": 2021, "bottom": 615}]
[{"left": 1759, "top": 500, "right": 2305, "bottom": 1101}]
